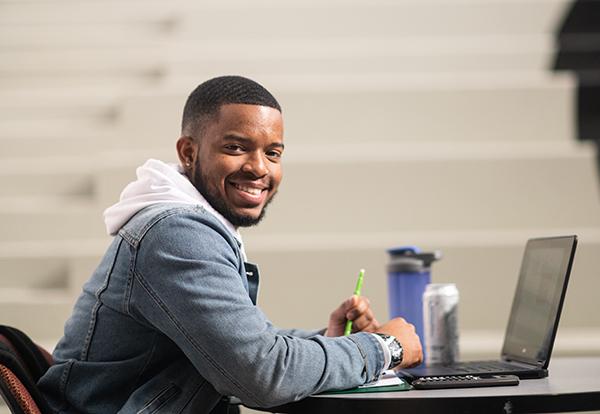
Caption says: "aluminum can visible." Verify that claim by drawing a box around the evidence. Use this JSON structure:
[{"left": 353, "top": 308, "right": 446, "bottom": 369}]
[{"left": 423, "top": 283, "right": 459, "bottom": 365}]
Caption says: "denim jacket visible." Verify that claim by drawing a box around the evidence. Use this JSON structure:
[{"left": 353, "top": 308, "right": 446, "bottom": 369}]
[{"left": 38, "top": 203, "right": 384, "bottom": 413}]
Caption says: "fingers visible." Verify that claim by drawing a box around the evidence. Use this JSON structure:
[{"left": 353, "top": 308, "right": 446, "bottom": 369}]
[
  {"left": 345, "top": 296, "right": 380, "bottom": 333},
  {"left": 344, "top": 295, "right": 368, "bottom": 319},
  {"left": 349, "top": 314, "right": 380, "bottom": 333},
  {"left": 326, "top": 295, "right": 381, "bottom": 337},
  {"left": 325, "top": 295, "right": 361, "bottom": 337}
]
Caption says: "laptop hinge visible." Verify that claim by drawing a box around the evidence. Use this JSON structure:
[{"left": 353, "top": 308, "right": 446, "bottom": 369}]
[{"left": 502, "top": 355, "right": 545, "bottom": 368}]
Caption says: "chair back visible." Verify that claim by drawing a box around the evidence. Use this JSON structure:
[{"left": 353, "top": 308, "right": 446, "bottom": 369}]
[
  {"left": 0, "top": 326, "right": 52, "bottom": 383},
  {"left": 0, "top": 342, "right": 53, "bottom": 414},
  {"left": 0, "top": 359, "right": 42, "bottom": 414},
  {"left": 0, "top": 325, "right": 54, "bottom": 414}
]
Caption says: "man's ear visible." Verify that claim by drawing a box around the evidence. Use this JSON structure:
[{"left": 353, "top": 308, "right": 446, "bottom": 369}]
[{"left": 176, "top": 136, "right": 198, "bottom": 171}]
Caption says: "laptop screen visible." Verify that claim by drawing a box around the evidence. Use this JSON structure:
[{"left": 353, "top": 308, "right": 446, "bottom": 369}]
[{"left": 501, "top": 236, "right": 577, "bottom": 367}]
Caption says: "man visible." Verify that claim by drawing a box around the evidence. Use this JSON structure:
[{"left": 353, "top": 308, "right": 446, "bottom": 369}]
[{"left": 38, "top": 76, "right": 422, "bottom": 413}]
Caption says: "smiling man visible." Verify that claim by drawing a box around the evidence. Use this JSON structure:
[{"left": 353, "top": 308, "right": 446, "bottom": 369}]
[
  {"left": 180, "top": 101, "right": 283, "bottom": 228},
  {"left": 38, "top": 76, "right": 422, "bottom": 414}
]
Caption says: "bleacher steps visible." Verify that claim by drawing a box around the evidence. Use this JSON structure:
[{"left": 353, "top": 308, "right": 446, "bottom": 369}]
[
  {"left": 0, "top": 0, "right": 569, "bottom": 32},
  {"left": 0, "top": 49, "right": 162, "bottom": 79},
  {"left": 116, "top": 75, "right": 575, "bottom": 149},
  {"left": 176, "top": 1, "right": 568, "bottom": 38},
  {"left": 0, "top": 170, "right": 93, "bottom": 198},
  {"left": 0, "top": 23, "right": 166, "bottom": 49},
  {"left": 0, "top": 257, "right": 68, "bottom": 290},
  {"left": 0, "top": 134, "right": 111, "bottom": 159}
]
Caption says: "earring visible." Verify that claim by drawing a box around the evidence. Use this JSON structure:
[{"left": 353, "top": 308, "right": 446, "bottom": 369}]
[{"left": 185, "top": 162, "right": 191, "bottom": 168}]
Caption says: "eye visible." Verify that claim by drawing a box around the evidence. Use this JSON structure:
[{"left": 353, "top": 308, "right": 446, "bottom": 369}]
[
  {"left": 224, "top": 144, "right": 245, "bottom": 153},
  {"left": 266, "top": 149, "right": 282, "bottom": 161}
]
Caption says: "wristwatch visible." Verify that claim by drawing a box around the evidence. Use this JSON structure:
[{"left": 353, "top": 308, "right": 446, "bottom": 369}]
[{"left": 374, "top": 333, "right": 403, "bottom": 369}]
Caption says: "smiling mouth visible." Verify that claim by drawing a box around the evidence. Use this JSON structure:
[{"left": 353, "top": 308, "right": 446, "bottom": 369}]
[{"left": 231, "top": 182, "right": 267, "bottom": 196}]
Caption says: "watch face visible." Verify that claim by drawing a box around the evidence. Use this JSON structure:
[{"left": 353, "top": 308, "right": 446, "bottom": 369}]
[
  {"left": 375, "top": 334, "right": 403, "bottom": 368},
  {"left": 390, "top": 340, "right": 403, "bottom": 367}
]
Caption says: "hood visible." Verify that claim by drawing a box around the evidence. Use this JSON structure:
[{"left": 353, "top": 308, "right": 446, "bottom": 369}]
[{"left": 103, "top": 159, "right": 244, "bottom": 255}]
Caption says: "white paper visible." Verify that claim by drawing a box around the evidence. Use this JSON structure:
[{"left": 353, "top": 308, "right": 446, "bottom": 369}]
[{"left": 358, "top": 370, "right": 403, "bottom": 388}]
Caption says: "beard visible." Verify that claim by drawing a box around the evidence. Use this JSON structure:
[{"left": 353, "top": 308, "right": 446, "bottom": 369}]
[{"left": 192, "top": 167, "right": 275, "bottom": 228}]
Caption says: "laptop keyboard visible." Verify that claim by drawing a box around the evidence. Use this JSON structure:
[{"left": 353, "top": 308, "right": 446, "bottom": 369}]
[{"left": 451, "top": 360, "right": 519, "bottom": 373}]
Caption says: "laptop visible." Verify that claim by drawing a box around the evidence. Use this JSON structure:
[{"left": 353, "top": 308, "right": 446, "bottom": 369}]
[{"left": 400, "top": 235, "right": 578, "bottom": 380}]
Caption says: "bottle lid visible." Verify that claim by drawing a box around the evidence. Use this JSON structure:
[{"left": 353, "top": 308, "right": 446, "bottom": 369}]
[{"left": 387, "top": 246, "right": 442, "bottom": 269}]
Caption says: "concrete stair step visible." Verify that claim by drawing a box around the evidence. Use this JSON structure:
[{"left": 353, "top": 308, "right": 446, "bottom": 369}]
[
  {"left": 1, "top": 137, "right": 590, "bottom": 164},
  {"left": 0, "top": 208, "right": 106, "bottom": 242},
  {"left": 0, "top": 22, "right": 166, "bottom": 48},
  {"left": 0, "top": 238, "right": 109, "bottom": 295},
  {"left": 167, "top": 49, "right": 550, "bottom": 79},
  {"left": 0, "top": 35, "right": 552, "bottom": 79},
  {"left": 0, "top": 288, "right": 75, "bottom": 340},
  {"left": 279, "top": 141, "right": 593, "bottom": 163},
  {"left": 0, "top": 118, "right": 113, "bottom": 140},
  {"left": 0, "top": 239, "right": 111, "bottom": 260},
  {"left": 0, "top": 152, "right": 153, "bottom": 199},
  {"left": 167, "top": 34, "right": 551, "bottom": 60},
  {"left": 0, "top": 0, "right": 567, "bottom": 32},
  {"left": 93, "top": 154, "right": 600, "bottom": 232},
  {"left": 0, "top": 253, "right": 99, "bottom": 296},
  {"left": 0, "top": 257, "right": 69, "bottom": 289},
  {"left": 1, "top": 136, "right": 588, "bottom": 168},
  {"left": 0, "top": 89, "right": 117, "bottom": 122},
  {"left": 177, "top": 1, "right": 567, "bottom": 39},
  {"left": 0, "top": 0, "right": 182, "bottom": 25},
  {"left": 0, "top": 133, "right": 111, "bottom": 159},
  {"left": 166, "top": 71, "right": 573, "bottom": 95},
  {"left": 263, "top": 158, "right": 600, "bottom": 233},
  {"left": 118, "top": 76, "right": 574, "bottom": 148},
  {"left": 0, "top": 48, "right": 161, "bottom": 77},
  {"left": 92, "top": 140, "right": 593, "bottom": 199},
  {"left": 279, "top": 75, "right": 573, "bottom": 144},
  {"left": 171, "top": 34, "right": 553, "bottom": 76},
  {"left": 0, "top": 74, "right": 159, "bottom": 92},
  {"left": 0, "top": 169, "right": 93, "bottom": 198},
  {"left": 0, "top": 143, "right": 595, "bottom": 236}
]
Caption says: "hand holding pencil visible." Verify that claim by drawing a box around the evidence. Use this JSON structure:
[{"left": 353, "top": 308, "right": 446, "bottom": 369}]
[
  {"left": 324, "top": 269, "right": 380, "bottom": 337},
  {"left": 344, "top": 268, "right": 365, "bottom": 335},
  {"left": 324, "top": 268, "right": 423, "bottom": 367}
]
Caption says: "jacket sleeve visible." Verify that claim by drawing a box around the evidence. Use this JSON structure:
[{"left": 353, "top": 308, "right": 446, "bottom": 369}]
[
  {"left": 270, "top": 323, "right": 326, "bottom": 339},
  {"left": 128, "top": 211, "right": 384, "bottom": 408}
]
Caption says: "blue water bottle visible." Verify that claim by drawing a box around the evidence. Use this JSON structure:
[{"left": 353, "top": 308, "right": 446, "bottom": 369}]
[{"left": 387, "top": 246, "right": 442, "bottom": 344}]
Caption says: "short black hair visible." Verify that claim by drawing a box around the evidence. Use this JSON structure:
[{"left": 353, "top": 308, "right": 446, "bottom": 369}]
[{"left": 181, "top": 75, "right": 281, "bottom": 136}]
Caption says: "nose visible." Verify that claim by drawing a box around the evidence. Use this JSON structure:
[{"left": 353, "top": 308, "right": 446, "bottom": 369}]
[{"left": 241, "top": 151, "right": 269, "bottom": 177}]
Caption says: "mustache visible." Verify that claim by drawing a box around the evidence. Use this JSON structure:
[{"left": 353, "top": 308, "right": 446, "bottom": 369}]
[{"left": 229, "top": 173, "right": 273, "bottom": 189}]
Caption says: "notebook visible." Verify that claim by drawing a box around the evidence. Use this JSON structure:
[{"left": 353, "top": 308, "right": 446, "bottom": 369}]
[
  {"left": 400, "top": 235, "right": 578, "bottom": 380},
  {"left": 321, "top": 370, "right": 411, "bottom": 394}
]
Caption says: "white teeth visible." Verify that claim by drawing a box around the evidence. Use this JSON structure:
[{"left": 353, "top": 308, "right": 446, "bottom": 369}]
[{"left": 234, "top": 183, "right": 263, "bottom": 196}]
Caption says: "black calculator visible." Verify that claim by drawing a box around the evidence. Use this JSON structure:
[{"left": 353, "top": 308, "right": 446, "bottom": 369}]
[{"left": 411, "top": 374, "right": 520, "bottom": 389}]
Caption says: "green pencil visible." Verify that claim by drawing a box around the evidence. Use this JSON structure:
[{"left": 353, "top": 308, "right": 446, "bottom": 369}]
[{"left": 344, "top": 269, "right": 365, "bottom": 336}]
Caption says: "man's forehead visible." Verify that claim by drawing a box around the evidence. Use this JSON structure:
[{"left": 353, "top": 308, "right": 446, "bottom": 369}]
[
  {"left": 211, "top": 103, "right": 283, "bottom": 132},
  {"left": 216, "top": 103, "right": 282, "bottom": 120},
  {"left": 197, "top": 103, "right": 283, "bottom": 145}
]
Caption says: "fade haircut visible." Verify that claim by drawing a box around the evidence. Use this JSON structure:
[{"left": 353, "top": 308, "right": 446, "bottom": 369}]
[{"left": 181, "top": 75, "right": 282, "bottom": 137}]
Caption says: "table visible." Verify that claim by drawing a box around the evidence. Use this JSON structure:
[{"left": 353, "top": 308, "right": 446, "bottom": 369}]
[{"left": 269, "top": 357, "right": 600, "bottom": 414}]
